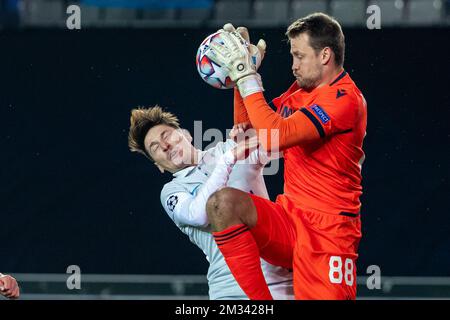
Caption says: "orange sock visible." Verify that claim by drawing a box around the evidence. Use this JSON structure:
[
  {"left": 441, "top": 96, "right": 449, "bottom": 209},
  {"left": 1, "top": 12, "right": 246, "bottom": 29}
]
[{"left": 213, "top": 224, "right": 273, "bottom": 300}]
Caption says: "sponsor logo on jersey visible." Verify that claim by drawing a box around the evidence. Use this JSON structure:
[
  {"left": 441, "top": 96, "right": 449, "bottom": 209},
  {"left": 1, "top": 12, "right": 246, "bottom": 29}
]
[{"left": 310, "top": 104, "right": 330, "bottom": 124}]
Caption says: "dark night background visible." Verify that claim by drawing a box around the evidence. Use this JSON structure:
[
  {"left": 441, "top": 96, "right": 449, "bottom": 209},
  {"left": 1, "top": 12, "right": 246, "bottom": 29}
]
[{"left": 0, "top": 27, "right": 449, "bottom": 276}]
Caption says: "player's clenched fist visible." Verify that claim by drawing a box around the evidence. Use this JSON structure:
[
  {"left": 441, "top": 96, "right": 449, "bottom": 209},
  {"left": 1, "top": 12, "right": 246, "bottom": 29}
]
[{"left": 0, "top": 273, "right": 20, "bottom": 299}]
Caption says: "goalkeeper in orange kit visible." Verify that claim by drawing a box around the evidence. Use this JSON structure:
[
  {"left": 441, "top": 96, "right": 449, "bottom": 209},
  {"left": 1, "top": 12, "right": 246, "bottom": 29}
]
[{"left": 204, "top": 13, "right": 367, "bottom": 300}]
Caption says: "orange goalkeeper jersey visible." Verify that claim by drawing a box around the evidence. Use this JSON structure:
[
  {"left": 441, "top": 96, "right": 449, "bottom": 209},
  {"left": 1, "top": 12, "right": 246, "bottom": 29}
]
[{"left": 237, "top": 70, "right": 367, "bottom": 215}]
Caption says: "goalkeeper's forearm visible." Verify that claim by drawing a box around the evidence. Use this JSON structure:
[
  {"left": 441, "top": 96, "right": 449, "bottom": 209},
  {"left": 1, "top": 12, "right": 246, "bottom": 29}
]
[
  {"left": 234, "top": 87, "right": 250, "bottom": 125},
  {"left": 243, "top": 91, "right": 321, "bottom": 151}
]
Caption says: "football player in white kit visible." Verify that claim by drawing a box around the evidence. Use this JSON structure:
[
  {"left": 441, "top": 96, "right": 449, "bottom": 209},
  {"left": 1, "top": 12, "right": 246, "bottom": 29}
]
[{"left": 128, "top": 106, "right": 293, "bottom": 300}]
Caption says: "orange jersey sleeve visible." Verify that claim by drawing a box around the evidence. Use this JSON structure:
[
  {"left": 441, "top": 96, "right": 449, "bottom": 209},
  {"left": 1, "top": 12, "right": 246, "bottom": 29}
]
[
  {"left": 302, "top": 87, "right": 364, "bottom": 137},
  {"left": 242, "top": 71, "right": 365, "bottom": 152},
  {"left": 243, "top": 92, "right": 320, "bottom": 151},
  {"left": 233, "top": 88, "right": 250, "bottom": 125}
]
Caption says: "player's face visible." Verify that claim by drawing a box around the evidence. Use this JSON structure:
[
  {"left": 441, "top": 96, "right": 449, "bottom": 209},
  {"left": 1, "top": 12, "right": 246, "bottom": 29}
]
[
  {"left": 144, "top": 124, "right": 195, "bottom": 173},
  {"left": 290, "top": 33, "right": 323, "bottom": 91}
]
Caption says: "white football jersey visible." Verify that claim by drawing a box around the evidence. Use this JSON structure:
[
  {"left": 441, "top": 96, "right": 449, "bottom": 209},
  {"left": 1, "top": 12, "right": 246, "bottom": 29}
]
[{"left": 160, "top": 139, "right": 293, "bottom": 300}]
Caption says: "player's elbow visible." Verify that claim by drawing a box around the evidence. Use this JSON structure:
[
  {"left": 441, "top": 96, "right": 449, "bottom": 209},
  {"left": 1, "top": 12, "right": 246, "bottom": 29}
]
[
  {"left": 195, "top": 212, "right": 210, "bottom": 228},
  {"left": 258, "top": 135, "right": 289, "bottom": 153},
  {"left": 260, "top": 129, "right": 321, "bottom": 152},
  {"left": 256, "top": 127, "right": 287, "bottom": 153}
]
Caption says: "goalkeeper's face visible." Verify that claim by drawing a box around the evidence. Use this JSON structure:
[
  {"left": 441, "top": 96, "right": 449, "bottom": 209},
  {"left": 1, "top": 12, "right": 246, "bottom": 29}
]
[
  {"left": 290, "top": 33, "right": 324, "bottom": 91},
  {"left": 144, "top": 124, "right": 196, "bottom": 173}
]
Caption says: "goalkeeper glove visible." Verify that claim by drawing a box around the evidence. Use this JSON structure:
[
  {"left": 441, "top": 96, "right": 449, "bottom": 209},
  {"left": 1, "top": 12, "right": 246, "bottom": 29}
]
[
  {"left": 206, "top": 24, "right": 265, "bottom": 98},
  {"left": 223, "top": 24, "right": 266, "bottom": 71}
]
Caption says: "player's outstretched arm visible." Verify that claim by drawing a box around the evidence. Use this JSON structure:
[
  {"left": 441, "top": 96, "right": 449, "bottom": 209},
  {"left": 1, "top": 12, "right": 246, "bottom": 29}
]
[
  {"left": 230, "top": 24, "right": 266, "bottom": 125},
  {"left": 244, "top": 87, "right": 361, "bottom": 152},
  {"left": 206, "top": 24, "right": 320, "bottom": 151},
  {"left": 243, "top": 92, "right": 321, "bottom": 151},
  {"left": 0, "top": 273, "right": 20, "bottom": 299}
]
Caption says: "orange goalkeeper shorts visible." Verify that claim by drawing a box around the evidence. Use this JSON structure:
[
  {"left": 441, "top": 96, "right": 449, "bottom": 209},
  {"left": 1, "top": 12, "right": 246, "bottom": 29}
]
[{"left": 249, "top": 193, "right": 362, "bottom": 300}]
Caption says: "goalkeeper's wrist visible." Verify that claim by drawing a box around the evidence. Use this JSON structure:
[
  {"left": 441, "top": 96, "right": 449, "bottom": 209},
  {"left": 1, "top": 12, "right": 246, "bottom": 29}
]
[{"left": 236, "top": 73, "right": 264, "bottom": 98}]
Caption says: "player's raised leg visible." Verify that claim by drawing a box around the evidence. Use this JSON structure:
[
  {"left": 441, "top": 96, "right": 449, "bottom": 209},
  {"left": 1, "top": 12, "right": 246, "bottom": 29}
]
[{"left": 207, "top": 187, "right": 295, "bottom": 300}]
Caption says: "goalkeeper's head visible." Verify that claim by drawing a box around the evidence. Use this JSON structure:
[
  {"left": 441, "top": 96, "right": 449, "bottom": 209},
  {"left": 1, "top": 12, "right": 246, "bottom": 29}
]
[
  {"left": 128, "top": 106, "right": 198, "bottom": 173},
  {"left": 286, "top": 12, "right": 345, "bottom": 91}
]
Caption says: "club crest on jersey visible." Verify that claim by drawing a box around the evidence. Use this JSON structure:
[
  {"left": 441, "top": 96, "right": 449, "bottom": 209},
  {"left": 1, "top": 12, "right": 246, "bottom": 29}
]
[
  {"left": 310, "top": 104, "right": 330, "bottom": 124},
  {"left": 167, "top": 195, "right": 179, "bottom": 212}
]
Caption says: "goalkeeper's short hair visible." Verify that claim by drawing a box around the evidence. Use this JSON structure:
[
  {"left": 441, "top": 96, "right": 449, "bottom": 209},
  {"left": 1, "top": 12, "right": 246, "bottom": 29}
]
[
  {"left": 128, "top": 105, "right": 180, "bottom": 159},
  {"left": 286, "top": 12, "right": 345, "bottom": 67}
]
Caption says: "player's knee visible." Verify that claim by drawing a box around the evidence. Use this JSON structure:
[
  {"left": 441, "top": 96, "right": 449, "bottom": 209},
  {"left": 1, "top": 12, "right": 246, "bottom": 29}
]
[
  {"left": 206, "top": 187, "right": 251, "bottom": 231},
  {"left": 206, "top": 187, "right": 237, "bottom": 224}
]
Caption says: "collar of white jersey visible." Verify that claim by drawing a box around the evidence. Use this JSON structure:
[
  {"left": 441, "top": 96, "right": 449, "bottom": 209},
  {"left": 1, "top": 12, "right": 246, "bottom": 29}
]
[{"left": 172, "top": 149, "right": 206, "bottom": 178}]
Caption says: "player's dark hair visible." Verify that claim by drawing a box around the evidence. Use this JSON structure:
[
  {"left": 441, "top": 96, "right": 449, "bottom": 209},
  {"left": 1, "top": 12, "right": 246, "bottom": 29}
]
[
  {"left": 286, "top": 12, "right": 345, "bottom": 67},
  {"left": 128, "top": 105, "right": 180, "bottom": 160}
]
